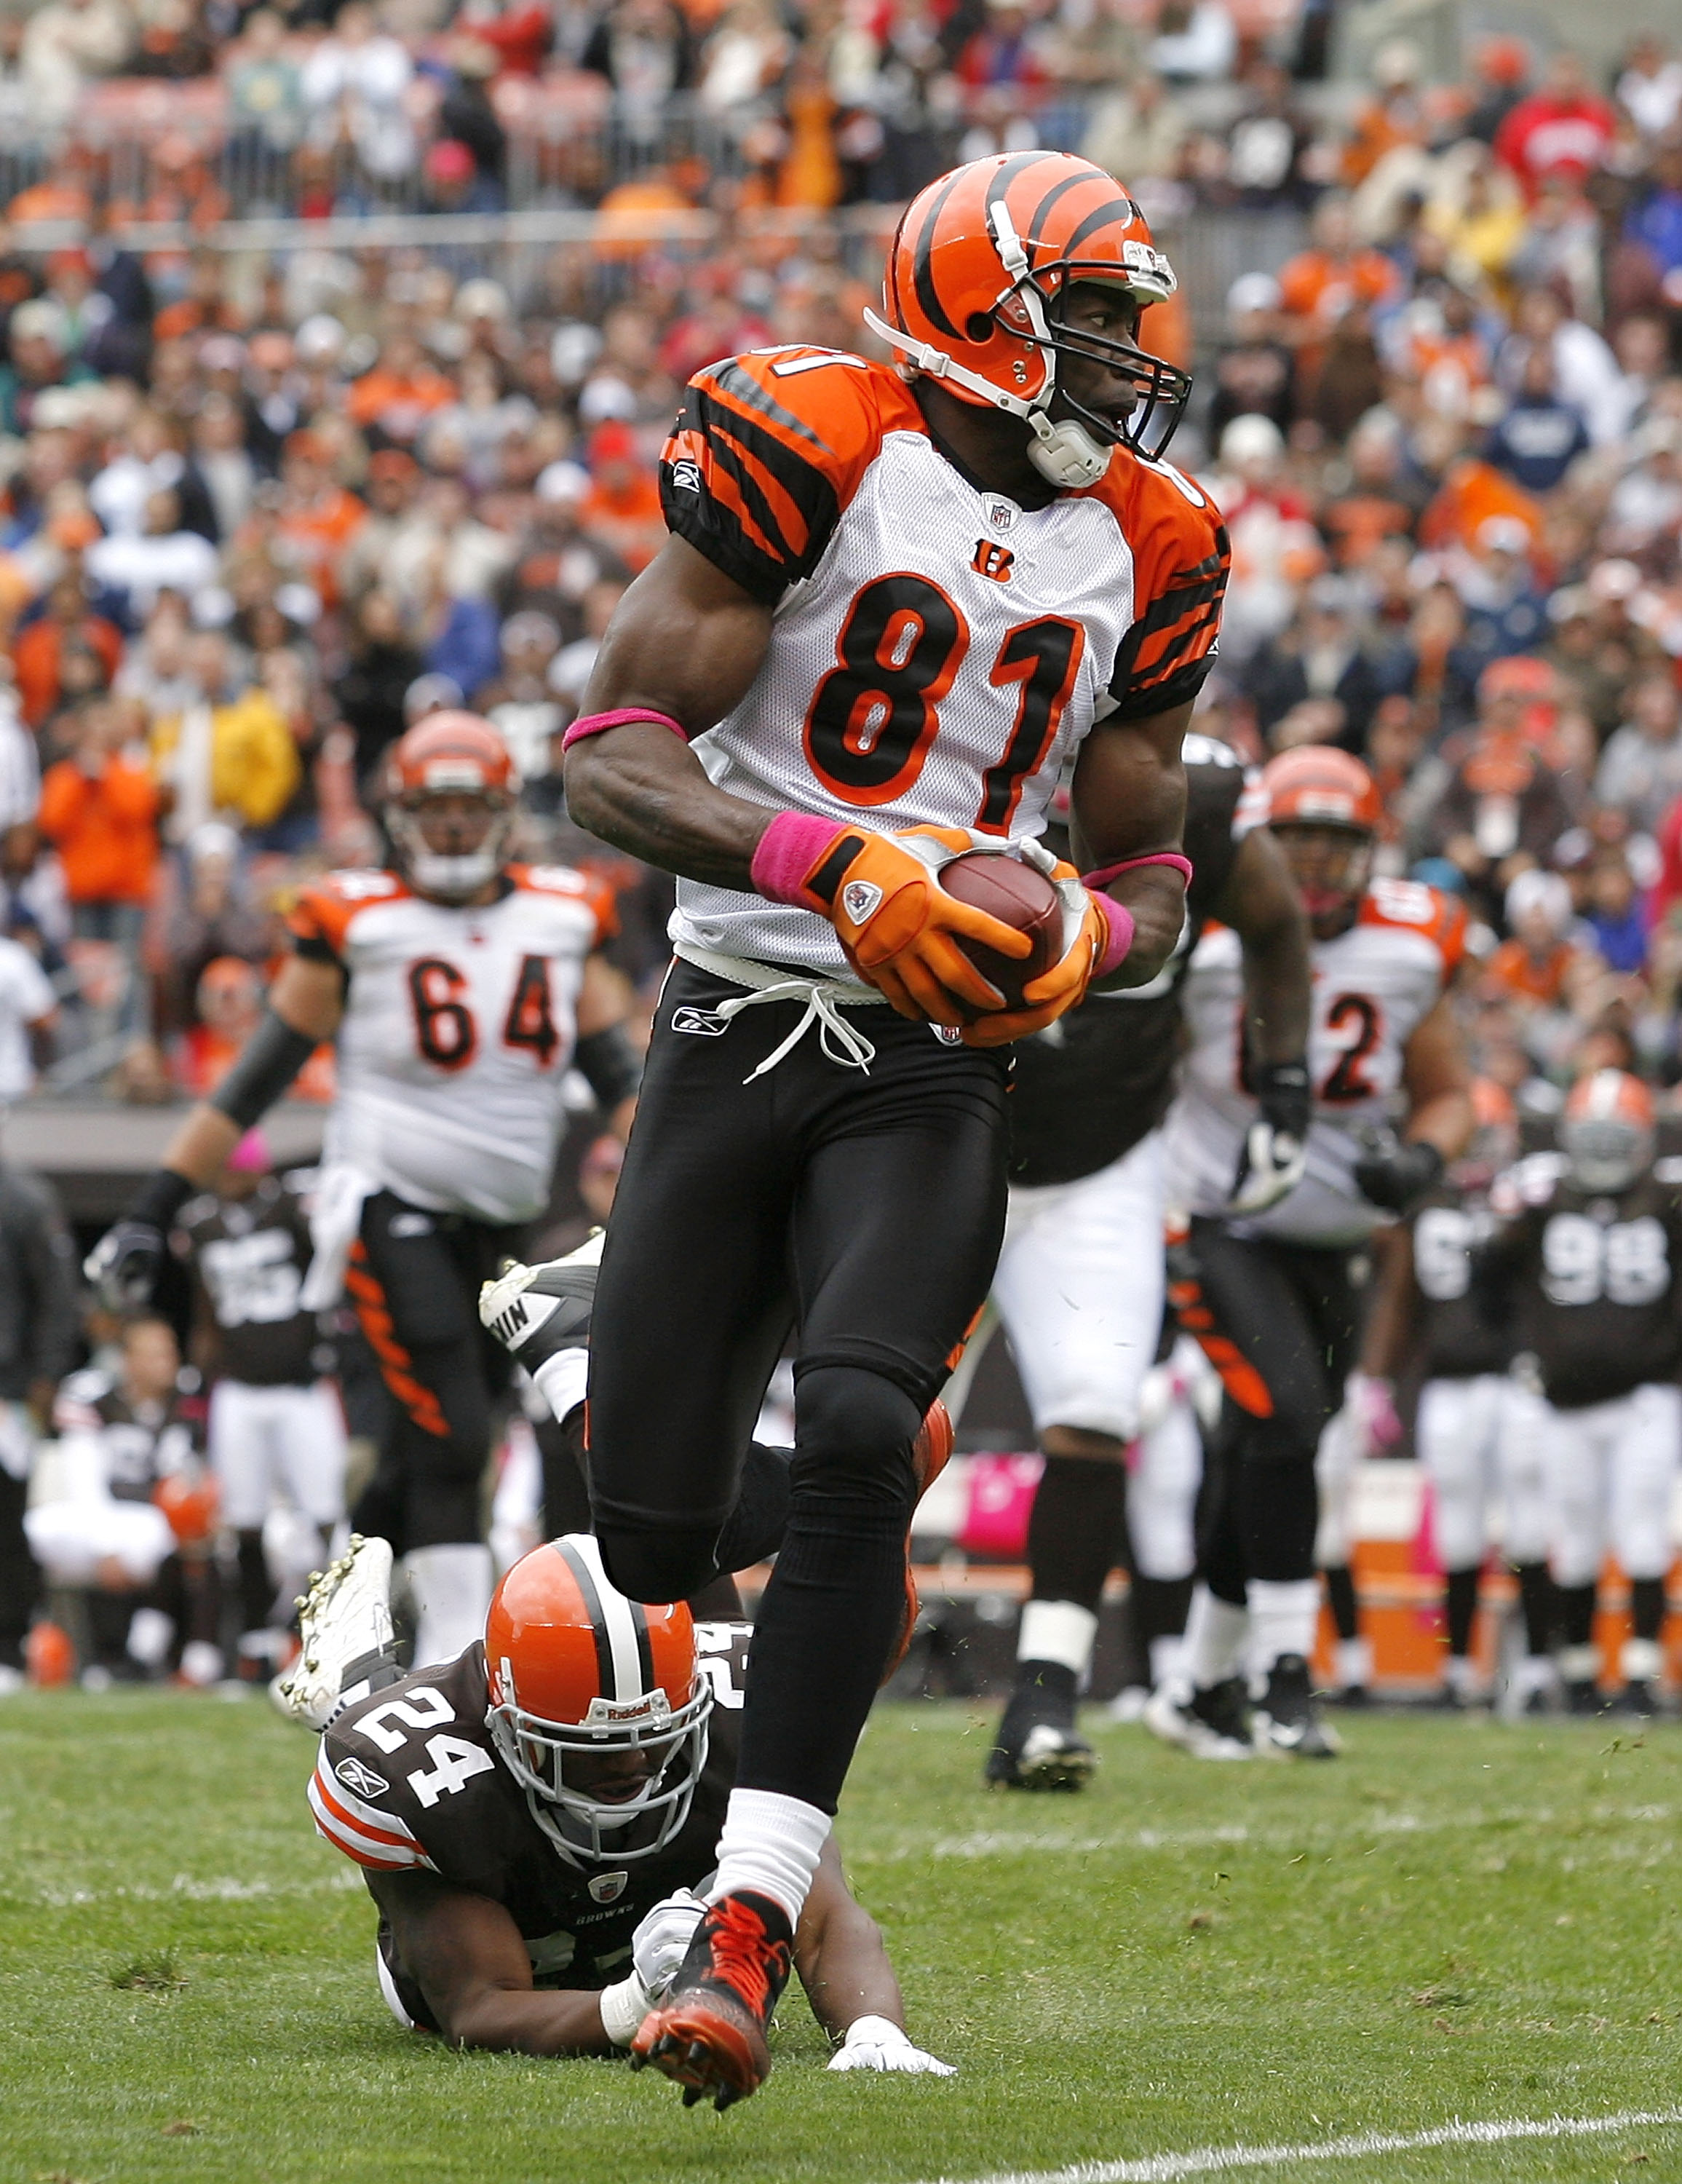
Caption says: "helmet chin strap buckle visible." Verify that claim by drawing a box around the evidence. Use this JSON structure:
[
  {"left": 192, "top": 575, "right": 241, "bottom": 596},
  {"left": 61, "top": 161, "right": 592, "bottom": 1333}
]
[{"left": 1027, "top": 409, "right": 1112, "bottom": 489}]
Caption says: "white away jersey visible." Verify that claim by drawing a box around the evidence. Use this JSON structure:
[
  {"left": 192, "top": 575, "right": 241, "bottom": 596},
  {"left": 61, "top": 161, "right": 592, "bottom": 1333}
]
[
  {"left": 660, "top": 347, "right": 1229, "bottom": 976},
  {"left": 1164, "top": 877, "right": 1467, "bottom": 1245},
  {"left": 289, "top": 863, "right": 612, "bottom": 1224}
]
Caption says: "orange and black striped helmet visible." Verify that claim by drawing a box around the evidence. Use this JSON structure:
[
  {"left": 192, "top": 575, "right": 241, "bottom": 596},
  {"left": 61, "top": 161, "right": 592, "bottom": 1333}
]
[
  {"left": 485, "top": 1535, "right": 712, "bottom": 1866},
  {"left": 863, "top": 152, "right": 1191, "bottom": 482}
]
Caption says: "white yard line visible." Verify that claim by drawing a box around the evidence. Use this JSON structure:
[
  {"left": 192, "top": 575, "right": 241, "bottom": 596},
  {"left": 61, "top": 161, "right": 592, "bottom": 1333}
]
[
  {"left": 18, "top": 1867, "right": 364, "bottom": 1907},
  {"left": 905, "top": 2106, "right": 1682, "bottom": 2184},
  {"left": 860, "top": 1800, "right": 1676, "bottom": 1864}
]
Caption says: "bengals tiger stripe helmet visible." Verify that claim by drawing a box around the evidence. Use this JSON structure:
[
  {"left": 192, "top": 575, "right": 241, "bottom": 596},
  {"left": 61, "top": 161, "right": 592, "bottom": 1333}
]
[
  {"left": 862, "top": 151, "right": 1191, "bottom": 487},
  {"left": 1261, "top": 746, "right": 1382, "bottom": 933},
  {"left": 1560, "top": 1068, "right": 1655, "bottom": 1193},
  {"left": 381, "top": 712, "right": 520, "bottom": 904},
  {"left": 485, "top": 1535, "right": 712, "bottom": 1866}
]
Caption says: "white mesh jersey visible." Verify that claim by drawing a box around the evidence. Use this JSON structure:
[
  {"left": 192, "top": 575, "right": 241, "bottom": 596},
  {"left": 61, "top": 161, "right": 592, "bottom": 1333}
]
[
  {"left": 1163, "top": 877, "right": 1467, "bottom": 1246},
  {"left": 288, "top": 863, "right": 613, "bottom": 1224},
  {"left": 659, "top": 347, "right": 1229, "bottom": 977}
]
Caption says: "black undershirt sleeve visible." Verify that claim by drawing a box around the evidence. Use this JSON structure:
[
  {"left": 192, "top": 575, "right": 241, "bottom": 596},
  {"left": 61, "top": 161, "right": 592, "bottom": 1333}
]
[
  {"left": 208, "top": 1008, "right": 322, "bottom": 1131},
  {"left": 574, "top": 1023, "right": 641, "bottom": 1109}
]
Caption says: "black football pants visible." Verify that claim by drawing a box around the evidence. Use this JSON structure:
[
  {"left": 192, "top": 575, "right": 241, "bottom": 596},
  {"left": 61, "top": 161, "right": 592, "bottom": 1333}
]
[
  {"left": 588, "top": 961, "right": 1009, "bottom": 1813},
  {"left": 346, "top": 1191, "right": 518, "bottom": 1554},
  {"left": 1173, "top": 1220, "right": 1364, "bottom": 1599}
]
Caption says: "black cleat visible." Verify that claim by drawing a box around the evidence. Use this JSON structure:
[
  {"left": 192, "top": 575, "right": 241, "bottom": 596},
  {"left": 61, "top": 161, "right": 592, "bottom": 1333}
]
[
  {"left": 985, "top": 1667, "right": 1095, "bottom": 1791},
  {"left": 1253, "top": 1654, "right": 1341, "bottom": 1758},
  {"left": 1143, "top": 1675, "right": 1253, "bottom": 1760},
  {"left": 1610, "top": 1679, "right": 1658, "bottom": 1718},
  {"left": 1563, "top": 1677, "right": 1603, "bottom": 1716},
  {"left": 477, "top": 1234, "right": 600, "bottom": 1371}
]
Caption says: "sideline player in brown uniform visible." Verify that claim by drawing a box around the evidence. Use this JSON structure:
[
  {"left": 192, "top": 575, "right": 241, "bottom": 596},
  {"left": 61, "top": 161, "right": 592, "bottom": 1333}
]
[
  {"left": 1358, "top": 1080, "right": 1553, "bottom": 1708},
  {"left": 173, "top": 1129, "right": 347, "bottom": 1677},
  {"left": 1478, "top": 1069, "right": 1682, "bottom": 1714},
  {"left": 555, "top": 150, "right": 1226, "bottom": 2107}
]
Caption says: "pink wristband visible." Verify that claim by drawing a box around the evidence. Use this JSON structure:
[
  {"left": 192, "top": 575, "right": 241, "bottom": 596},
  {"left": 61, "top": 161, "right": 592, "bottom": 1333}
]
[
  {"left": 560, "top": 707, "right": 689, "bottom": 753},
  {"left": 750, "top": 810, "right": 846, "bottom": 905},
  {"left": 1091, "top": 891, "right": 1135, "bottom": 978},
  {"left": 1084, "top": 851, "right": 1194, "bottom": 891}
]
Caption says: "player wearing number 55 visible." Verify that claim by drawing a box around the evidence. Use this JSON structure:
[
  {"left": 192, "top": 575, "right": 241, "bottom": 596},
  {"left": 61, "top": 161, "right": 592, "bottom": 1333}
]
[
  {"left": 85, "top": 713, "right": 643, "bottom": 1672},
  {"left": 558, "top": 151, "right": 1227, "bottom": 2109}
]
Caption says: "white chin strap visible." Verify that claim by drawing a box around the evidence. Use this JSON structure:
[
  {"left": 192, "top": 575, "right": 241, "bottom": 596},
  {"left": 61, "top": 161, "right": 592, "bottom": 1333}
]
[{"left": 861, "top": 304, "right": 1113, "bottom": 490}]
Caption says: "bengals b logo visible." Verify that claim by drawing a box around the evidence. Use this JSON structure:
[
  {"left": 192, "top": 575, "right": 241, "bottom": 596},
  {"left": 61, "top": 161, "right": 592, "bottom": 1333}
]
[{"left": 972, "top": 539, "right": 1014, "bottom": 582}]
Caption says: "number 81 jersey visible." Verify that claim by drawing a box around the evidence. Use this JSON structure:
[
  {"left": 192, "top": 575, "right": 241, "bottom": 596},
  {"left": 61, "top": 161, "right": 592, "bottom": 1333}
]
[
  {"left": 1165, "top": 877, "right": 1467, "bottom": 1245},
  {"left": 660, "top": 347, "right": 1229, "bottom": 978},
  {"left": 288, "top": 863, "right": 613, "bottom": 1224}
]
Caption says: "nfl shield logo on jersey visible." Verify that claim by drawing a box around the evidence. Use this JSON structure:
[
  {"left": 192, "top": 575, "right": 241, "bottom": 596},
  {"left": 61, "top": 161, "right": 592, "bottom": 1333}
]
[
  {"left": 588, "top": 1870, "right": 630, "bottom": 1904},
  {"left": 842, "top": 879, "right": 884, "bottom": 924}
]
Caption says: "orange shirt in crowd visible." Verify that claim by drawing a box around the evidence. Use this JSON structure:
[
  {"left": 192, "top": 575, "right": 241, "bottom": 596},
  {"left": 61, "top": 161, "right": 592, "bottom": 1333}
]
[
  {"left": 276, "top": 486, "right": 367, "bottom": 610},
  {"left": 346, "top": 366, "right": 456, "bottom": 442},
  {"left": 12, "top": 614, "right": 124, "bottom": 727},
  {"left": 1483, "top": 937, "right": 1577, "bottom": 1007},
  {"left": 1419, "top": 458, "right": 1542, "bottom": 553},
  {"left": 38, "top": 756, "right": 161, "bottom": 905}
]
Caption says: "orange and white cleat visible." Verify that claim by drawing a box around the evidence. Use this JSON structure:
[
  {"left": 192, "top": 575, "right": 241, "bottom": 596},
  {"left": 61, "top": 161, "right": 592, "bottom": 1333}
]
[
  {"left": 882, "top": 1398, "right": 954, "bottom": 1685},
  {"left": 630, "top": 1889, "right": 794, "bottom": 2110}
]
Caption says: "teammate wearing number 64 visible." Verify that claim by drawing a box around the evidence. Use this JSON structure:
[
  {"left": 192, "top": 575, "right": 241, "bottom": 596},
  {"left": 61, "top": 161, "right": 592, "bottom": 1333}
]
[{"left": 85, "top": 712, "right": 643, "bottom": 1675}]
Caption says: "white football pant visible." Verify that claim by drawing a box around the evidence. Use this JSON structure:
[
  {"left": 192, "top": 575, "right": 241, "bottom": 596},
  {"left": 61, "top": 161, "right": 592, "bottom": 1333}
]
[
  {"left": 1417, "top": 1372, "right": 1550, "bottom": 1570},
  {"left": 945, "top": 1131, "right": 1167, "bottom": 1447},
  {"left": 1544, "top": 1382, "right": 1681, "bottom": 1588},
  {"left": 209, "top": 1378, "right": 348, "bottom": 1532}
]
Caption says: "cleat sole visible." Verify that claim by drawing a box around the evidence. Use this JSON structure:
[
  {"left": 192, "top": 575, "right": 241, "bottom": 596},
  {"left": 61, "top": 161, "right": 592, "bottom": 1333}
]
[{"left": 631, "top": 1997, "right": 771, "bottom": 2110}]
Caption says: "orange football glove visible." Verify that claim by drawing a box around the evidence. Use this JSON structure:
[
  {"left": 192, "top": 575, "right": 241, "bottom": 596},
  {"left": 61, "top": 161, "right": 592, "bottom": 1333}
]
[
  {"left": 960, "top": 843, "right": 1126, "bottom": 1049},
  {"left": 757, "top": 816, "right": 1034, "bottom": 1025}
]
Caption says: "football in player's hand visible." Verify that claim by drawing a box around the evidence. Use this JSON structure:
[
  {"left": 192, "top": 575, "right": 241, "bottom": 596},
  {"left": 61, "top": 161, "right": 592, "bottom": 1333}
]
[{"left": 939, "top": 850, "right": 1063, "bottom": 1010}]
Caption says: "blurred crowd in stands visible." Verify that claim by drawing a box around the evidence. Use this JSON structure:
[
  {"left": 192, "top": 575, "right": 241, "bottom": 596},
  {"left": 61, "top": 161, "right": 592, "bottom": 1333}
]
[{"left": 0, "top": 1, "right": 1667, "bottom": 1136}]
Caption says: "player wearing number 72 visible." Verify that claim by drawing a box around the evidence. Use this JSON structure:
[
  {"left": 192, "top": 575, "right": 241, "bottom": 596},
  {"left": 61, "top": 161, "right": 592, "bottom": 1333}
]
[
  {"left": 84, "top": 713, "right": 643, "bottom": 1673},
  {"left": 1152, "top": 747, "right": 1472, "bottom": 1760},
  {"left": 559, "top": 150, "right": 1227, "bottom": 2108}
]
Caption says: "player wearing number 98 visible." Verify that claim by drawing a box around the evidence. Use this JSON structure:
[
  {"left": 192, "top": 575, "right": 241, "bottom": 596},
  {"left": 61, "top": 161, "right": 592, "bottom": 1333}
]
[
  {"left": 558, "top": 151, "right": 1226, "bottom": 2107},
  {"left": 84, "top": 714, "right": 641, "bottom": 1671},
  {"left": 1477, "top": 1070, "right": 1682, "bottom": 1716},
  {"left": 1151, "top": 748, "right": 1472, "bottom": 1760},
  {"left": 307, "top": 1536, "right": 952, "bottom": 2086}
]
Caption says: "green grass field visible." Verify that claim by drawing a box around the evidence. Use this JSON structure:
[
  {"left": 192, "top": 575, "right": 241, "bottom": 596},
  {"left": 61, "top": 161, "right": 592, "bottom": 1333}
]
[{"left": 4, "top": 1694, "right": 1682, "bottom": 2184}]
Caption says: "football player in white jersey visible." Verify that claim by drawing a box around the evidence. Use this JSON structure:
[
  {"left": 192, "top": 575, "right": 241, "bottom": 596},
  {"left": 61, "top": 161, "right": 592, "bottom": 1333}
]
[
  {"left": 88, "top": 713, "right": 639, "bottom": 1670},
  {"left": 1151, "top": 746, "right": 1472, "bottom": 1758},
  {"left": 547, "top": 152, "right": 1227, "bottom": 2107}
]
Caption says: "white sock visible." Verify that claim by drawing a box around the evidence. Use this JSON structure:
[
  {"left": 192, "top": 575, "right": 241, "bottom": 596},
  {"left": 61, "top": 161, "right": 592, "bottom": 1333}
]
[
  {"left": 1149, "top": 1632, "right": 1186, "bottom": 1690},
  {"left": 405, "top": 1544, "right": 493, "bottom": 1668},
  {"left": 1017, "top": 1599, "right": 1098, "bottom": 1677},
  {"left": 531, "top": 1347, "right": 591, "bottom": 1429},
  {"left": 1445, "top": 1652, "right": 1477, "bottom": 1698},
  {"left": 1334, "top": 1634, "right": 1372, "bottom": 1690},
  {"left": 1622, "top": 1636, "right": 1662, "bottom": 1683},
  {"left": 1182, "top": 1586, "right": 1248, "bottom": 1689},
  {"left": 1248, "top": 1578, "right": 1320, "bottom": 1670},
  {"left": 710, "top": 1787, "right": 831, "bottom": 1928}
]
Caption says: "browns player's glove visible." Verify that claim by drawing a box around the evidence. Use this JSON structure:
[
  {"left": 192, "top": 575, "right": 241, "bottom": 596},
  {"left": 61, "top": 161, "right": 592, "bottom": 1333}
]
[
  {"left": 828, "top": 2014, "right": 957, "bottom": 2076},
  {"left": 631, "top": 1888, "right": 709, "bottom": 2001},
  {"left": 84, "top": 1217, "right": 167, "bottom": 1311},
  {"left": 960, "top": 839, "right": 1127, "bottom": 1050},
  {"left": 754, "top": 815, "right": 1031, "bottom": 1024},
  {"left": 1230, "top": 1059, "right": 1311, "bottom": 1214},
  {"left": 1354, "top": 1133, "right": 1444, "bottom": 1213}
]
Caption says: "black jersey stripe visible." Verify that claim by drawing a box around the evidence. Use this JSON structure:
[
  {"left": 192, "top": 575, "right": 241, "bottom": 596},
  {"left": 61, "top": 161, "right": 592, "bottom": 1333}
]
[
  {"left": 706, "top": 359, "right": 830, "bottom": 452},
  {"left": 912, "top": 168, "right": 967, "bottom": 340},
  {"left": 555, "top": 1538, "right": 617, "bottom": 1699}
]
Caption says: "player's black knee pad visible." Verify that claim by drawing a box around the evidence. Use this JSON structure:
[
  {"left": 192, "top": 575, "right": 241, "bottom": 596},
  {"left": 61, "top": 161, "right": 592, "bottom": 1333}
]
[
  {"left": 788, "top": 1364, "right": 919, "bottom": 1512},
  {"left": 595, "top": 1523, "right": 720, "bottom": 1607}
]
